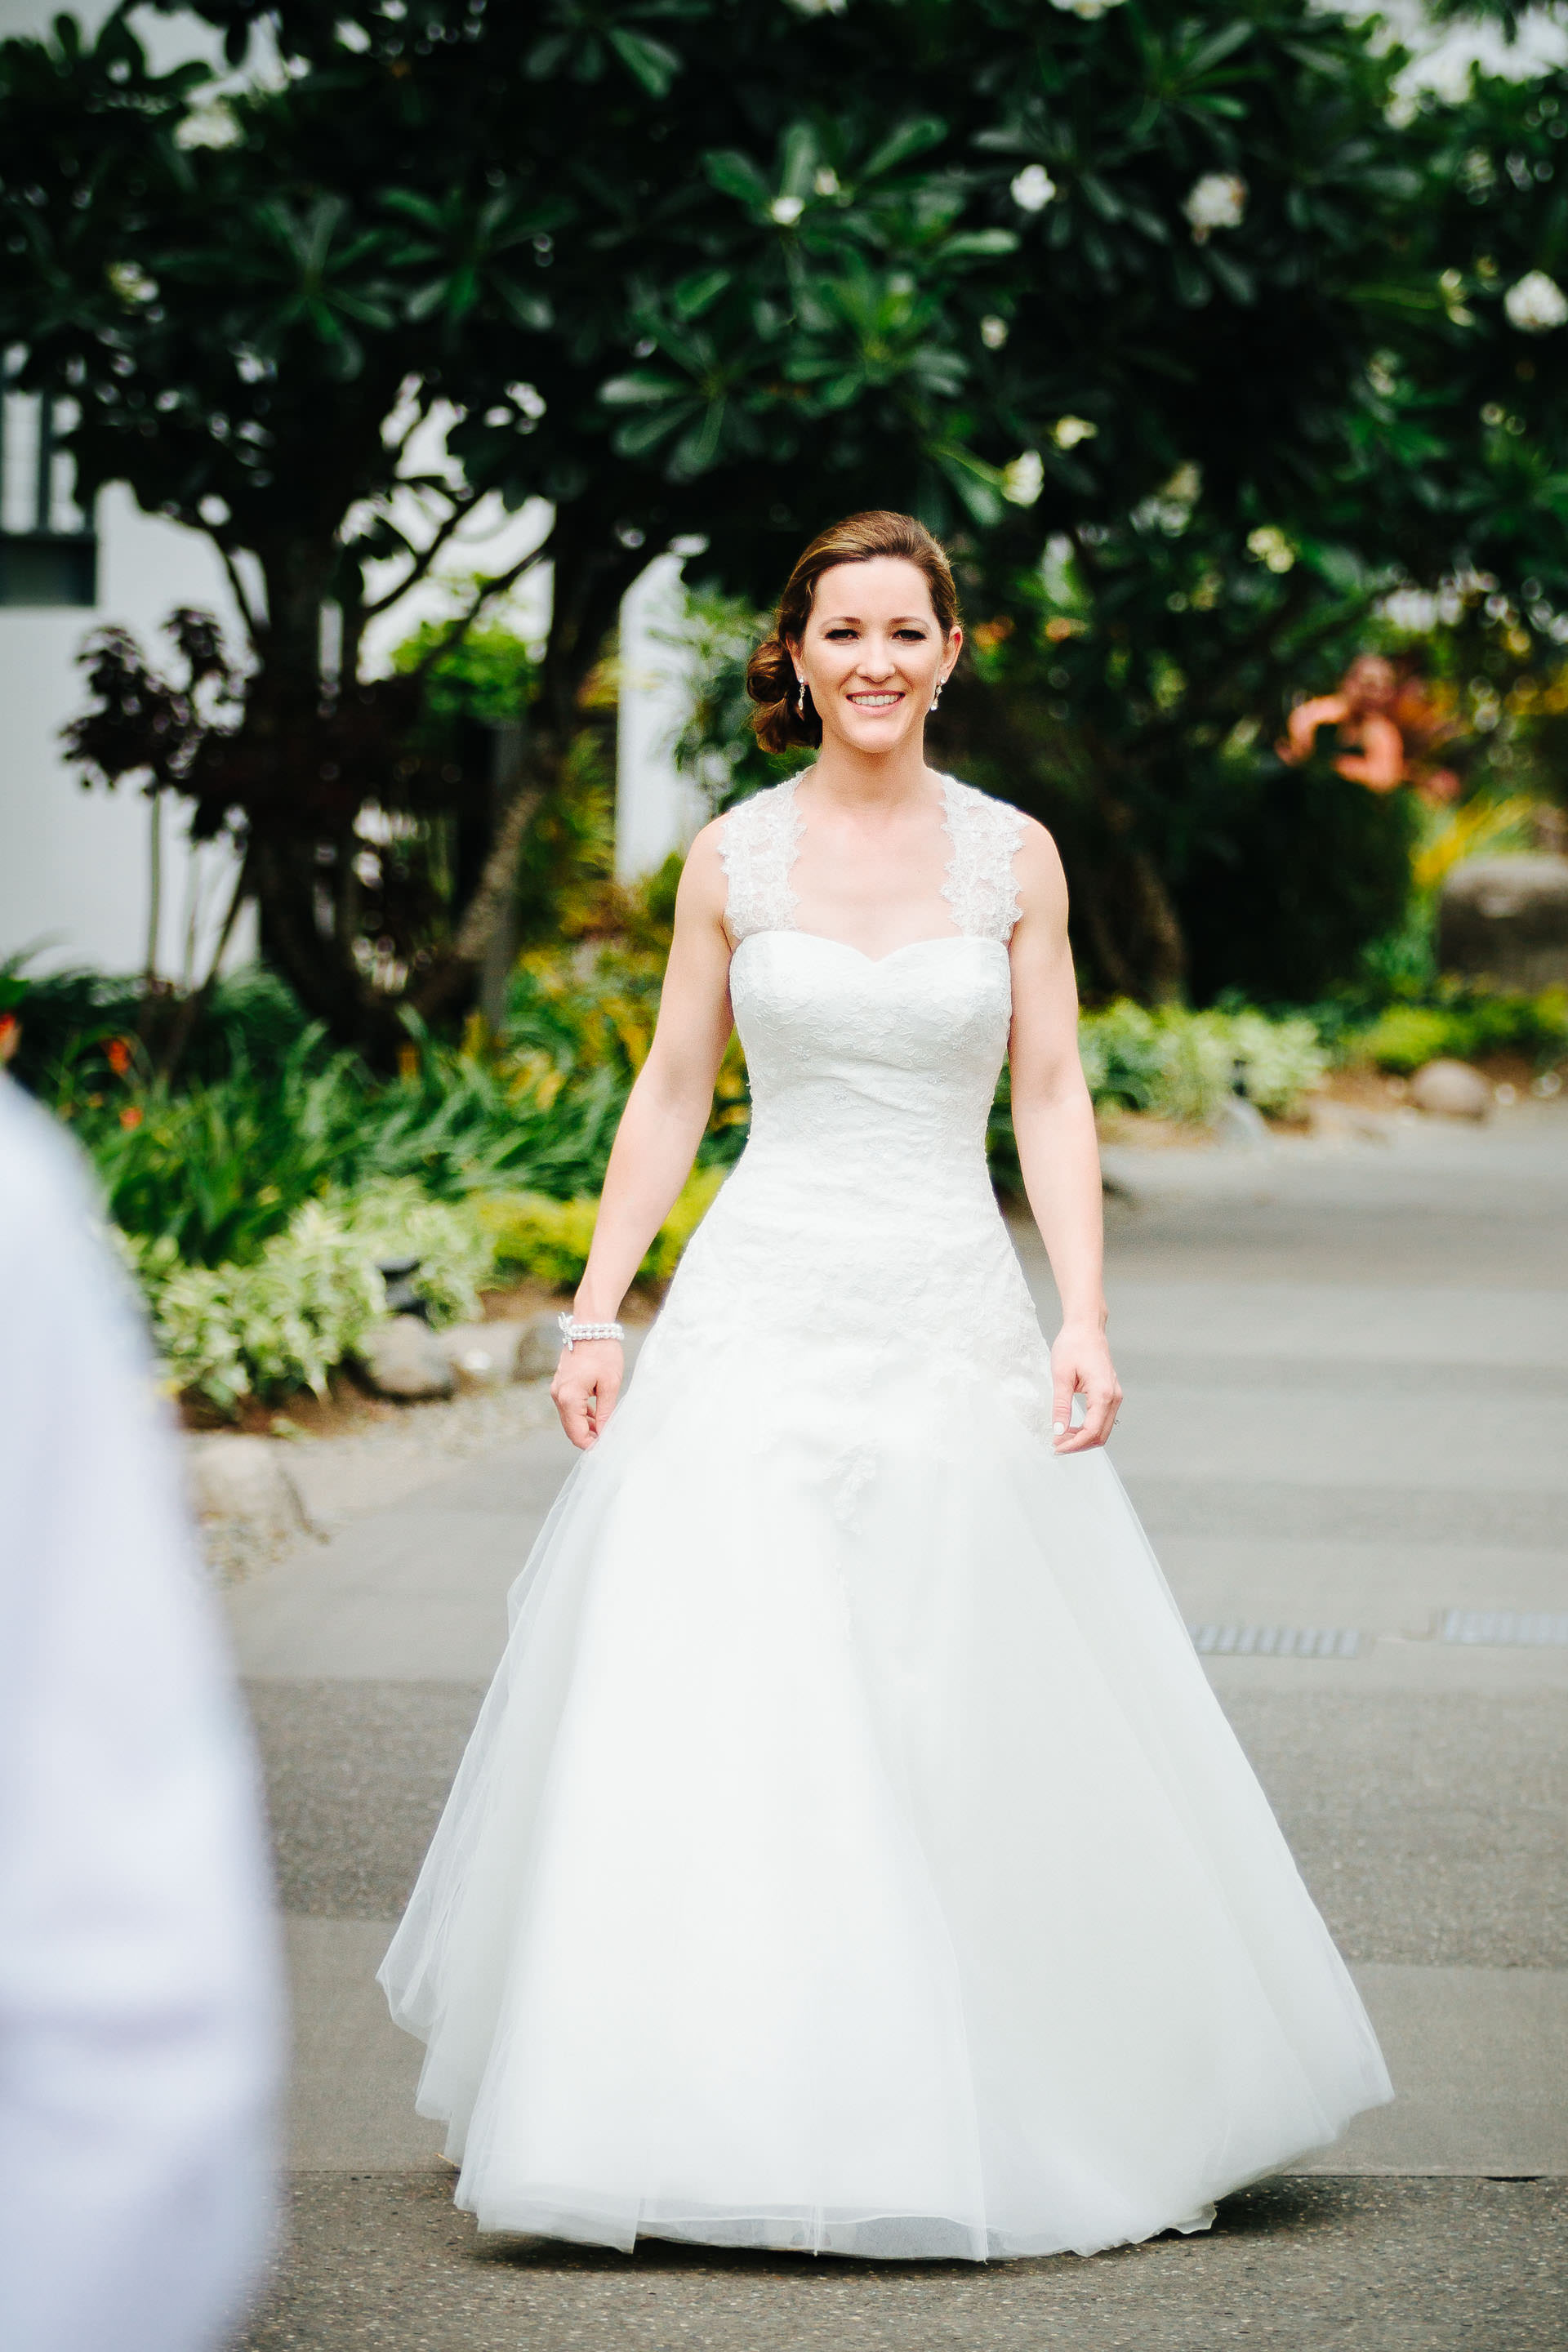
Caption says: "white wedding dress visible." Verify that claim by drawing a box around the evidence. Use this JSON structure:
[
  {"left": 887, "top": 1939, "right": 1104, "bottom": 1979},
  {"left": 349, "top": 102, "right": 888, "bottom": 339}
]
[{"left": 380, "top": 773, "right": 1392, "bottom": 2261}]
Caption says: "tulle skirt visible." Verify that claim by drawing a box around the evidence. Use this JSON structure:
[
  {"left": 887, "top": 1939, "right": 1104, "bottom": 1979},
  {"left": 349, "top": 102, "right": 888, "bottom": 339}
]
[{"left": 378, "top": 1327, "right": 1391, "bottom": 2261}]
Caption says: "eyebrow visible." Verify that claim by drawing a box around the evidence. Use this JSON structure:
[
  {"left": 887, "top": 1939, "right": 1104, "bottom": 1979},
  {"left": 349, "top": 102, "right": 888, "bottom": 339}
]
[{"left": 817, "top": 612, "right": 934, "bottom": 626}]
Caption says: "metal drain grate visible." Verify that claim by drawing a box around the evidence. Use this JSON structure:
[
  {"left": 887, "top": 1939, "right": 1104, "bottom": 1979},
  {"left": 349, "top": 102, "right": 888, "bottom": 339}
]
[
  {"left": 1188, "top": 1624, "right": 1361, "bottom": 1659},
  {"left": 1440, "top": 1609, "right": 1568, "bottom": 1647}
]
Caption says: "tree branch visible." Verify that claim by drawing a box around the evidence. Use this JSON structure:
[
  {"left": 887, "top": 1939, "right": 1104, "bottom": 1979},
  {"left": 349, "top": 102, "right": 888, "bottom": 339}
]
[
  {"left": 216, "top": 541, "right": 264, "bottom": 644},
  {"left": 157, "top": 835, "right": 255, "bottom": 1080},
  {"left": 408, "top": 532, "right": 554, "bottom": 683},
  {"left": 452, "top": 777, "right": 543, "bottom": 964},
  {"left": 359, "top": 486, "right": 488, "bottom": 619}
]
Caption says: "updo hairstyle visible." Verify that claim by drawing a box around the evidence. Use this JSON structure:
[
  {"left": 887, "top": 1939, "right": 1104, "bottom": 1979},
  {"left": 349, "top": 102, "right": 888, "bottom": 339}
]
[{"left": 746, "top": 510, "right": 960, "bottom": 753}]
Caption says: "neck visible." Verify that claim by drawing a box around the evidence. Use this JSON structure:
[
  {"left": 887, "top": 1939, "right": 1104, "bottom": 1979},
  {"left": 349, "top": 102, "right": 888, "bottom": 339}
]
[{"left": 804, "top": 730, "right": 940, "bottom": 812}]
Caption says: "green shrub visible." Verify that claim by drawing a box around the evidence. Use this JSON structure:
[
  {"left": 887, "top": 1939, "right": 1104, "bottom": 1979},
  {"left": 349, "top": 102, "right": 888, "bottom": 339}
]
[
  {"left": 1076, "top": 1001, "right": 1328, "bottom": 1124},
  {"left": 5, "top": 961, "right": 313, "bottom": 1099},
  {"left": 1223, "top": 1009, "right": 1333, "bottom": 1115},
  {"left": 1348, "top": 1004, "right": 1457, "bottom": 1074},
  {"left": 74, "top": 1032, "right": 368, "bottom": 1267},
  {"left": 478, "top": 1191, "right": 600, "bottom": 1290},
  {"left": 51, "top": 1013, "right": 632, "bottom": 1268},
  {"left": 1348, "top": 987, "right": 1568, "bottom": 1072},
  {"left": 479, "top": 1166, "right": 726, "bottom": 1290},
  {"left": 128, "top": 1180, "right": 493, "bottom": 1412}
]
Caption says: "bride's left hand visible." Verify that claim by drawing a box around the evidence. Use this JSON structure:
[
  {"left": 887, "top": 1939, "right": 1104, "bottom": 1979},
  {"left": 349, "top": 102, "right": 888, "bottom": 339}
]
[
  {"left": 1050, "top": 1323, "right": 1122, "bottom": 1453},
  {"left": 551, "top": 1337, "right": 624, "bottom": 1450}
]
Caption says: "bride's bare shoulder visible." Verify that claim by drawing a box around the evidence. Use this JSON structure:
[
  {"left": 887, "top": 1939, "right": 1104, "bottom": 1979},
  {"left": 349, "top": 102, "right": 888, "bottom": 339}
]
[
  {"left": 674, "top": 817, "right": 730, "bottom": 924},
  {"left": 1012, "top": 813, "right": 1068, "bottom": 928}
]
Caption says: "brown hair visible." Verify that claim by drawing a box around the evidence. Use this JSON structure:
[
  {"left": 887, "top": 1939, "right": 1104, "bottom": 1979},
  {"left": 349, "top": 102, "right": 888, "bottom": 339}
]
[{"left": 746, "top": 510, "right": 960, "bottom": 753}]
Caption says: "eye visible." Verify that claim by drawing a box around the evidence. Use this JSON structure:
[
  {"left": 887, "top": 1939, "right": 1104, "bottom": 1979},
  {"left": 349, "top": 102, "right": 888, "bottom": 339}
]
[
  {"left": 824, "top": 626, "right": 858, "bottom": 639},
  {"left": 893, "top": 627, "right": 929, "bottom": 640}
]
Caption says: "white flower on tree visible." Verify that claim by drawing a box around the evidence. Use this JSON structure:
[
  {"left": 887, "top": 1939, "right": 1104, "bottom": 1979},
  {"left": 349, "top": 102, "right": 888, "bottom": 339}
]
[
  {"left": 174, "top": 100, "right": 240, "bottom": 149},
  {"left": 1052, "top": 416, "right": 1098, "bottom": 450},
  {"left": 1183, "top": 172, "right": 1247, "bottom": 242},
  {"left": 1049, "top": 0, "right": 1126, "bottom": 15},
  {"left": 980, "top": 315, "right": 1009, "bottom": 349},
  {"left": 768, "top": 194, "right": 805, "bottom": 225},
  {"left": 1247, "top": 525, "right": 1297, "bottom": 573},
  {"left": 106, "top": 261, "right": 158, "bottom": 305},
  {"left": 1002, "top": 452, "right": 1045, "bottom": 506},
  {"left": 1503, "top": 270, "right": 1568, "bottom": 332},
  {"left": 1011, "top": 164, "right": 1058, "bottom": 212}
]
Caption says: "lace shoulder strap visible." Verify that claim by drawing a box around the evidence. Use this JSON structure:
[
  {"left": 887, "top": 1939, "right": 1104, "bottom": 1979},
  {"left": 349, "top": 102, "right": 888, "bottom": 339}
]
[
  {"left": 940, "top": 776, "right": 1025, "bottom": 942},
  {"left": 719, "top": 777, "right": 803, "bottom": 942}
]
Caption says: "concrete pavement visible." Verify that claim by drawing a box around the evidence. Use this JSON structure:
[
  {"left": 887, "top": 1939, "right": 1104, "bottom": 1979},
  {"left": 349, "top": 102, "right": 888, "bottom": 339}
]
[{"left": 232, "top": 1102, "right": 1568, "bottom": 2350}]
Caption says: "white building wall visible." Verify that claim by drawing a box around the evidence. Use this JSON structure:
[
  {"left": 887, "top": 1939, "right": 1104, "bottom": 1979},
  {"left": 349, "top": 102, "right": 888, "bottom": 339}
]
[
  {"left": 615, "top": 554, "right": 705, "bottom": 884},
  {"left": 0, "top": 0, "right": 258, "bottom": 982},
  {"left": 0, "top": 477, "right": 257, "bottom": 980}
]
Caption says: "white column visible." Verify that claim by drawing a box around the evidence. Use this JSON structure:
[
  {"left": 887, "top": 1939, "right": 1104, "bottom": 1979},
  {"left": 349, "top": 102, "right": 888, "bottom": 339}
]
[{"left": 615, "top": 554, "right": 703, "bottom": 884}]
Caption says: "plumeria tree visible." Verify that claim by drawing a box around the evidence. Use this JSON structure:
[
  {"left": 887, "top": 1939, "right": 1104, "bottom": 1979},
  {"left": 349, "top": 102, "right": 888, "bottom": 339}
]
[
  {"left": 2, "top": 0, "right": 1032, "bottom": 1046},
  {"left": 5, "top": 0, "right": 1565, "bottom": 1030},
  {"left": 929, "top": 12, "right": 1568, "bottom": 999}
]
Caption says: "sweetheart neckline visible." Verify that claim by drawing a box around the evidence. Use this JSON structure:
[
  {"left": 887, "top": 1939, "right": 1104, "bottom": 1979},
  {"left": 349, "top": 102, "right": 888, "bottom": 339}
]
[{"left": 731, "top": 929, "right": 1010, "bottom": 972}]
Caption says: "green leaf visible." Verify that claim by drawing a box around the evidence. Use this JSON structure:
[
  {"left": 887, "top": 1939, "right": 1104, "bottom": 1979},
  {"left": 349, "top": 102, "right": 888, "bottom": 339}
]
[
  {"left": 606, "top": 27, "right": 682, "bottom": 98},
  {"left": 491, "top": 276, "right": 552, "bottom": 332},
  {"left": 779, "top": 121, "right": 819, "bottom": 198},
  {"left": 526, "top": 33, "right": 570, "bottom": 78},
  {"left": 934, "top": 229, "right": 1019, "bottom": 261},
  {"left": 1281, "top": 40, "right": 1350, "bottom": 82},
  {"left": 861, "top": 116, "right": 947, "bottom": 182},
  {"left": 813, "top": 372, "right": 864, "bottom": 411},
  {"left": 599, "top": 370, "right": 687, "bottom": 408},
  {"left": 670, "top": 400, "right": 726, "bottom": 476},
  {"left": 379, "top": 190, "right": 447, "bottom": 231},
  {"left": 671, "top": 267, "right": 730, "bottom": 319},
  {"left": 1205, "top": 246, "right": 1255, "bottom": 305},
  {"left": 1172, "top": 250, "right": 1211, "bottom": 307},
  {"left": 404, "top": 278, "right": 451, "bottom": 323},
  {"left": 612, "top": 407, "right": 688, "bottom": 457},
  {"left": 1182, "top": 21, "right": 1255, "bottom": 80},
  {"left": 703, "top": 149, "right": 775, "bottom": 211}
]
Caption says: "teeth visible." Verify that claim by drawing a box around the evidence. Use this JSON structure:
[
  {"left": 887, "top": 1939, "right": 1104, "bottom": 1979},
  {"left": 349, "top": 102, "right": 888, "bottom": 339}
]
[{"left": 852, "top": 693, "right": 899, "bottom": 706}]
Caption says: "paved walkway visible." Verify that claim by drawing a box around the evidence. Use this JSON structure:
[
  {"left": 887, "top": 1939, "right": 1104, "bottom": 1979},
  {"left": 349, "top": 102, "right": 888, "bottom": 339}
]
[{"left": 229, "top": 1103, "right": 1568, "bottom": 2350}]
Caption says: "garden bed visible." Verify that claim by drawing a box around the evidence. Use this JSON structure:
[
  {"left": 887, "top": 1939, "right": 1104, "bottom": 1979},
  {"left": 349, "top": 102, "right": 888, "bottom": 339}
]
[{"left": 10, "top": 956, "right": 1566, "bottom": 1423}]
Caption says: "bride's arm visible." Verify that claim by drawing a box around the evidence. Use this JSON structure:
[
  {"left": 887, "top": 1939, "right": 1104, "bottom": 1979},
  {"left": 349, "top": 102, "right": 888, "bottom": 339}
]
[
  {"left": 551, "top": 822, "right": 735, "bottom": 1450},
  {"left": 1006, "top": 822, "right": 1123, "bottom": 1454}
]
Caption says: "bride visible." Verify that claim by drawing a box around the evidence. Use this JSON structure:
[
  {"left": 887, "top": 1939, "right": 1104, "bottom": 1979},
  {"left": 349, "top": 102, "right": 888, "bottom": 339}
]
[{"left": 380, "top": 508, "right": 1392, "bottom": 2262}]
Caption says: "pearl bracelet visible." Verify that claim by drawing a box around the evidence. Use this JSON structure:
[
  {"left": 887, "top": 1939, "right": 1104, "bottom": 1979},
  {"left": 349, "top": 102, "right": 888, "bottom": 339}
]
[{"left": 558, "top": 1313, "right": 625, "bottom": 1351}]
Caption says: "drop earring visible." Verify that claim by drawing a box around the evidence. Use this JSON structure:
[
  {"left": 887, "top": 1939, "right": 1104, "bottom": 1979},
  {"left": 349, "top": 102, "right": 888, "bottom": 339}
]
[
  {"left": 930, "top": 676, "right": 945, "bottom": 712},
  {"left": 796, "top": 675, "right": 808, "bottom": 718}
]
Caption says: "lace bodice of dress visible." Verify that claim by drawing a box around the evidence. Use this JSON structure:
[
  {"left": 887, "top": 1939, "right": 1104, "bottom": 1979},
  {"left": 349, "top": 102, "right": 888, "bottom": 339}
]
[
  {"left": 716, "top": 773, "right": 1027, "bottom": 1200},
  {"left": 645, "top": 773, "right": 1049, "bottom": 1485},
  {"left": 719, "top": 773, "right": 1023, "bottom": 947}
]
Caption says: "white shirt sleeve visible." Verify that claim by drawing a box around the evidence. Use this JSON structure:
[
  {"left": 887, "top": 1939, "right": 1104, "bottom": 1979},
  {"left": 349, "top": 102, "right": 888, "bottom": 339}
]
[{"left": 0, "top": 1078, "right": 282, "bottom": 2352}]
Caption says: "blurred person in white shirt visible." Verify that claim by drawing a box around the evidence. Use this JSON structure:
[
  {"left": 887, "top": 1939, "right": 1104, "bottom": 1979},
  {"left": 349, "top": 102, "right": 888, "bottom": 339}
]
[{"left": 0, "top": 1071, "right": 281, "bottom": 2352}]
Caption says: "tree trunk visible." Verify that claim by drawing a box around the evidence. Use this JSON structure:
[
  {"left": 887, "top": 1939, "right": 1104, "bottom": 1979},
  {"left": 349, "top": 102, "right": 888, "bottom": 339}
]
[
  {"left": 190, "top": 506, "right": 645, "bottom": 1056},
  {"left": 1125, "top": 846, "right": 1187, "bottom": 1003}
]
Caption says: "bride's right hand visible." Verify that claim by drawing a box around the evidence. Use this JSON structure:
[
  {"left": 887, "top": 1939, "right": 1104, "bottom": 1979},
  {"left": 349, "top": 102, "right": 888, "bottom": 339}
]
[{"left": 551, "top": 1337, "right": 624, "bottom": 1451}]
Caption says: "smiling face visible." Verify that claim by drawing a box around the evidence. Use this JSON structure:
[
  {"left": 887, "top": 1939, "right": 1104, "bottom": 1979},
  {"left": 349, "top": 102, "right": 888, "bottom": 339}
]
[{"left": 787, "top": 556, "right": 960, "bottom": 757}]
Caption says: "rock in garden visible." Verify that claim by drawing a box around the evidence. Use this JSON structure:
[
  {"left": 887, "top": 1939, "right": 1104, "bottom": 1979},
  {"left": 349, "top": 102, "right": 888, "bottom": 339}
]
[
  {"left": 357, "top": 1313, "right": 456, "bottom": 1401},
  {"left": 1410, "top": 1058, "right": 1491, "bottom": 1120},
  {"left": 514, "top": 1311, "right": 568, "bottom": 1383},
  {"left": 434, "top": 1321, "right": 525, "bottom": 1391},
  {"left": 1438, "top": 853, "right": 1568, "bottom": 991},
  {"left": 1213, "top": 1094, "right": 1271, "bottom": 1151},
  {"left": 186, "top": 1433, "right": 309, "bottom": 1540}
]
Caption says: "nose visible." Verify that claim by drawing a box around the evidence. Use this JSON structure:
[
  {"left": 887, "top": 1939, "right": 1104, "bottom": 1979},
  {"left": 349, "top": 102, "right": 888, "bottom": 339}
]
[{"left": 856, "top": 639, "right": 897, "bottom": 679}]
